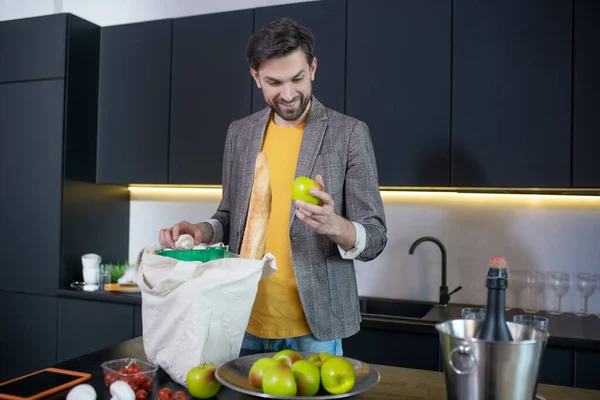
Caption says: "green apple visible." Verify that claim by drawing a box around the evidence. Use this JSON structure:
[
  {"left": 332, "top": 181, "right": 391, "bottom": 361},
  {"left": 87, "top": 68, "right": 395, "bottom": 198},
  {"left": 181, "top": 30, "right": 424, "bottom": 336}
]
[
  {"left": 291, "top": 360, "right": 320, "bottom": 396},
  {"left": 262, "top": 364, "right": 297, "bottom": 397},
  {"left": 186, "top": 364, "right": 221, "bottom": 399},
  {"left": 320, "top": 357, "right": 356, "bottom": 395},
  {"left": 272, "top": 349, "right": 302, "bottom": 367},
  {"left": 248, "top": 357, "right": 279, "bottom": 390},
  {"left": 291, "top": 176, "right": 323, "bottom": 205},
  {"left": 308, "top": 352, "right": 334, "bottom": 368}
]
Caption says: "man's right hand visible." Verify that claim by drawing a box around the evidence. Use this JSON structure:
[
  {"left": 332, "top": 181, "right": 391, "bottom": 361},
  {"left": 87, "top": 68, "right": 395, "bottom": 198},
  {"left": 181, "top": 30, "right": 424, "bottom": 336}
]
[{"left": 158, "top": 220, "right": 203, "bottom": 249}]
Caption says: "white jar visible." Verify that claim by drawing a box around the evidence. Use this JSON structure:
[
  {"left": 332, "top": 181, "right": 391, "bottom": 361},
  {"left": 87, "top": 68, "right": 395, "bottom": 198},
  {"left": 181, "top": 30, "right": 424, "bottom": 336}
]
[{"left": 83, "top": 267, "right": 99, "bottom": 285}]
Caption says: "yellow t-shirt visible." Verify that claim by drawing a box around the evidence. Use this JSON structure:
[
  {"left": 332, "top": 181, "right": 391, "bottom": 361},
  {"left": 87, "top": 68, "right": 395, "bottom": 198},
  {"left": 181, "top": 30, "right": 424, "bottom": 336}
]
[{"left": 246, "top": 115, "right": 312, "bottom": 339}]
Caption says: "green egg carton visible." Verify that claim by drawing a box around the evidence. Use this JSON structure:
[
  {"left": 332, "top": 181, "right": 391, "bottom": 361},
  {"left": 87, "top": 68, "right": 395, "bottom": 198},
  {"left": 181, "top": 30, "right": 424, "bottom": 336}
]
[{"left": 155, "top": 247, "right": 239, "bottom": 262}]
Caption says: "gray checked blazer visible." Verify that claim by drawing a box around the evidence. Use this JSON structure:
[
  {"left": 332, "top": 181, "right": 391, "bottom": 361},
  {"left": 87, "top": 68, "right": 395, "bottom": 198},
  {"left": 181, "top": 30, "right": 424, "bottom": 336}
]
[{"left": 209, "top": 96, "right": 387, "bottom": 341}]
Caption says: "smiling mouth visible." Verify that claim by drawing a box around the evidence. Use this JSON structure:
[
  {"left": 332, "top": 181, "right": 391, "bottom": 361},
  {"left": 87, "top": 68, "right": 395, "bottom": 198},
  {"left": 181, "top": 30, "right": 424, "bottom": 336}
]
[{"left": 279, "top": 100, "right": 298, "bottom": 109}]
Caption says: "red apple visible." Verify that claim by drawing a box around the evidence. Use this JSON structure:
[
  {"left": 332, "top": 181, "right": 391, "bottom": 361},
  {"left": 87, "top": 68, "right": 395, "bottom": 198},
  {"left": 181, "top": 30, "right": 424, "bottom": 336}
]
[
  {"left": 291, "top": 360, "right": 320, "bottom": 396},
  {"left": 248, "top": 357, "right": 279, "bottom": 390},
  {"left": 186, "top": 364, "right": 221, "bottom": 399},
  {"left": 262, "top": 364, "right": 297, "bottom": 397},
  {"left": 320, "top": 357, "right": 356, "bottom": 395},
  {"left": 272, "top": 349, "right": 302, "bottom": 367},
  {"left": 291, "top": 176, "right": 324, "bottom": 205},
  {"left": 308, "top": 352, "right": 334, "bottom": 368}
]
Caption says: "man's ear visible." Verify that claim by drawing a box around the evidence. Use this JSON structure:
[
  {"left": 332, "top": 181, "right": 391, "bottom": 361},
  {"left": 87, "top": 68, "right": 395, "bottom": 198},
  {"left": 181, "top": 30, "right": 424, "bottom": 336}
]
[
  {"left": 310, "top": 57, "right": 317, "bottom": 81},
  {"left": 250, "top": 68, "right": 262, "bottom": 88}
]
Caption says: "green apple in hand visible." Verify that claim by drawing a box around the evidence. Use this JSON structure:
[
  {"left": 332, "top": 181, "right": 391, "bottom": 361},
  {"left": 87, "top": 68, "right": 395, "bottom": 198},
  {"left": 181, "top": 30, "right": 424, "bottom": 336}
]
[
  {"left": 308, "top": 352, "right": 334, "bottom": 368},
  {"left": 262, "top": 364, "right": 297, "bottom": 397},
  {"left": 272, "top": 349, "right": 302, "bottom": 367},
  {"left": 248, "top": 357, "right": 279, "bottom": 390},
  {"left": 320, "top": 357, "right": 356, "bottom": 395},
  {"left": 291, "top": 360, "right": 320, "bottom": 396},
  {"left": 186, "top": 364, "right": 221, "bottom": 399},
  {"left": 292, "top": 176, "right": 324, "bottom": 205}
]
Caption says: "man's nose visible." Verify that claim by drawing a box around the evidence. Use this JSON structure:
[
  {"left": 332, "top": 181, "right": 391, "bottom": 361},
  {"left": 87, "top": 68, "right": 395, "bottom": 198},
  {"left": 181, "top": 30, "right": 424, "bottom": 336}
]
[{"left": 280, "top": 84, "right": 294, "bottom": 101}]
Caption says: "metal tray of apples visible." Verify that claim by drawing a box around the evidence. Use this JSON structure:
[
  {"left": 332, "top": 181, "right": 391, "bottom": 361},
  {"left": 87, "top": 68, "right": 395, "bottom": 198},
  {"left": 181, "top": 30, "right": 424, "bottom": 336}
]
[{"left": 215, "top": 351, "right": 380, "bottom": 399}]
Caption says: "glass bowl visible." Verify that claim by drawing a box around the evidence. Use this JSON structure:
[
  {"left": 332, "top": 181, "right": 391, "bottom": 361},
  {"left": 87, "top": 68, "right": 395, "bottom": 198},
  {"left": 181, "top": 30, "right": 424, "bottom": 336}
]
[{"left": 101, "top": 358, "right": 158, "bottom": 391}]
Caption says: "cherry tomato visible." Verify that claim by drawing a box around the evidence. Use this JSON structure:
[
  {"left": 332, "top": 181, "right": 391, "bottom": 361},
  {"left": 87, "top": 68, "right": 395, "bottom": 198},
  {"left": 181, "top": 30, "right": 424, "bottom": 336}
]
[
  {"left": 104, "top": 374, "right": 117, "bottom": 386},
  {"left": 133, "top": 373, "right": 146, "bottom": 385},
  {"left": 127, "top": 363, "right": 141, "bottom": 374},
  {"left": 158, "top": 394, "right": 170, "bottom": 400},
  {"left": 140, "top": 376, "right": 153, "bottom": 391},
  {"left": 172, "top": 391, "right": 187, "bottom": 399},
  {"left": 128, "top": 381, "right": 140, "bottom": 392},
  {"left": 135, "top": 389, "right": 148, "bottom": 400},
  {"left": 119, "top": 367, "right": 130, "bottom": 375},
  {"left": 158, "top": 387, "right": 172, "bottom": 399}
]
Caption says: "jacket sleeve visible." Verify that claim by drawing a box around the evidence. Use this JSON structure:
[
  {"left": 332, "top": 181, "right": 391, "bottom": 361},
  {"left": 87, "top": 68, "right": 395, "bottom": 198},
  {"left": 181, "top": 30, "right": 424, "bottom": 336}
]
[
  {"left": 208, "top": 121, "right": 237, "bottom": 245},
  {"left": 344, "top": 120, "right": 387, "bottom": 261}
]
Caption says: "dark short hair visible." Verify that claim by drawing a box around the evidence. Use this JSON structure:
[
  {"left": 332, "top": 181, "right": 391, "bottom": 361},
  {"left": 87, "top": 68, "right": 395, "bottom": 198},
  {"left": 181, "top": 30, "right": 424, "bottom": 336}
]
[{"left": 246, "top": 18, "right": 316, "bottom": 70}]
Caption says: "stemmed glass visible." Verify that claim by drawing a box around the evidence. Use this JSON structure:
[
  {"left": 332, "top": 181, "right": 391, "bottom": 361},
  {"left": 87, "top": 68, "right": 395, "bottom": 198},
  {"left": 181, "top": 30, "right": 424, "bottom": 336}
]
[
  {"left": 507, "top": 269, "right": 527, "bottom": 311},
  {"left": 575, "top": 272, "right": 597, "bottom": 317},
  {"left": 524, "top": 270, "right": 546, "bottom": 314},
  {"left": 548, "top": 271, "right": 570, "bottom": 315}
]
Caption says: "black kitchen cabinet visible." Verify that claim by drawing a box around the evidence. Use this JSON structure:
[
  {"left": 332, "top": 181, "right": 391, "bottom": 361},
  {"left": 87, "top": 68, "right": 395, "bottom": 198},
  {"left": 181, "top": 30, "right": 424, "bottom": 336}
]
[
  {"left": 575, "top": 349, "right": 600, "bottom": 390},
  {"left": 346, "top": 0, "right": 452, "bottom": 187},
  {"left": 572, "top": 0, "right": 600, "bottom": 188},
  {"left": 343, "top": 328, "right": 439, "bottom": 372},
  {"left": 97, "top": 20, "right": 172, "bottom": 184},
  {"left": 0, "top": 292, "right": 58, "bottom": 382},
  {"left": 169, "top": 10, "right": 253, "bottom": 185},
  {"left": 538, "top": 346, "right": 574, "bottom": 387},
  {"left": 452, "top": 0, "right": 572, "bottom": 188},
  {"left": 0, "top": 80, "right": 65, "bottom": 295},
  {"left": 252, "top": 0, "right": 346, "bottom": 115},
  {"left": 0, "top": 14, "right": 67, "bottom": 83},
  {"left": 134, "top": 305, "right": 143, "bottom": 337},
  {"left": 57, "top": 298, "right": 136, "bottom": 363}
]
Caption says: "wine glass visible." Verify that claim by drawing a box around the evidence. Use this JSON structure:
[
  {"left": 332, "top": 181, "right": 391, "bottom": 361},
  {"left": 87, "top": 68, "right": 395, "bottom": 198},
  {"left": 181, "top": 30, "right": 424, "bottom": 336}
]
[
  {"left": 548, "top": 271, "right": 570, "bottom": 315},
  {"left": 507, "top": 269, "right": 527, "bottom": 310},
  {"left": 461, "top": 308, "right": 486, "bottom": 320},
  {"left": 524, "top": 270, "right": 546, "bottom": 313},
  {"left": 575, "top": 272, "right": 597, "bottom": 317},
  {"left": 513, "top": 315, "right": 549, "bottom": 332}
]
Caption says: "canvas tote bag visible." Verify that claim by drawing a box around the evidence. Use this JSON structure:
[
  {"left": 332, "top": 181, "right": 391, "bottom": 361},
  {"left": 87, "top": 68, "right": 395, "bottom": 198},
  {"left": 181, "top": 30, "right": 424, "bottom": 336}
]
[{"left": 135, "top": 245, "right": 277, "bottom": 385}]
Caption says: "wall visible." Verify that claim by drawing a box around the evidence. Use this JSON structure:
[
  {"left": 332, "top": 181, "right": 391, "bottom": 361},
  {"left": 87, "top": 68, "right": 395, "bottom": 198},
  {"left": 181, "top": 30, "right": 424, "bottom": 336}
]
[
  {"left": 130, "top": 189, "right": 600, "bottom": 316},
  {"left": 0, "top": 0, "right": 319, "bottom": 25}
]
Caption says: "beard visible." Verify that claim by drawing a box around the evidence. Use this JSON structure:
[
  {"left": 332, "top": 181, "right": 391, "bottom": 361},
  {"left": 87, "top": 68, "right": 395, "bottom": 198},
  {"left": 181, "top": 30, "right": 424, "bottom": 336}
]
[{"left": 267, "top": 93, "right": 312, "bottom": 122}]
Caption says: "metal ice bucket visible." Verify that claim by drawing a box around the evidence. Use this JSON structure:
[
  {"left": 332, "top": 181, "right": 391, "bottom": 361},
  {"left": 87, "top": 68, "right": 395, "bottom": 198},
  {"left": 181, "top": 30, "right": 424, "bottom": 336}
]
[{"left": 436, "top": 319, "right": 549, "bottom": 400}]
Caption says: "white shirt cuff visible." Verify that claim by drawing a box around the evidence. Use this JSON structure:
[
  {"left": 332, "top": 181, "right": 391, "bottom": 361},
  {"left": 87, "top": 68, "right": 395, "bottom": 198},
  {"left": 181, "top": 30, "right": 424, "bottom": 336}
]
[
  {"left": 338, "top": 221, "right": 366, "bottom": 260},
  {"left": 203, "top": 219, "right": 223, "bottom": 245}
]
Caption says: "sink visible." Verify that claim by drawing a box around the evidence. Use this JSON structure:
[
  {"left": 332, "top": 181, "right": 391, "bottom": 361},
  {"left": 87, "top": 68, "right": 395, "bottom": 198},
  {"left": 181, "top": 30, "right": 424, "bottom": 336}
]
[{"left": 359, "top": 298, "right": 434, "bottom": 319}]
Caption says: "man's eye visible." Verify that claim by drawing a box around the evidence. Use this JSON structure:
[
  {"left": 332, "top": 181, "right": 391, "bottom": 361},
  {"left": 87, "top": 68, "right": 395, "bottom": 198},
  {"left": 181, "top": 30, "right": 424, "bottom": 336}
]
[
  {"left": 293, "top": 77, "right": 303, "bottom": 82},
  {"left": 269, "top": 82, "right": 280, "bottom": 86}
]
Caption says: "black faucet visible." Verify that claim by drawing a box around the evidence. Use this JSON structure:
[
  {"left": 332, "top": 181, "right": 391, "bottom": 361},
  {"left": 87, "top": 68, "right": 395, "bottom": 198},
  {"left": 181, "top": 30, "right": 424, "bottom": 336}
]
[{"left": 409, "top": 236, "right": 462, "bottom": 307}]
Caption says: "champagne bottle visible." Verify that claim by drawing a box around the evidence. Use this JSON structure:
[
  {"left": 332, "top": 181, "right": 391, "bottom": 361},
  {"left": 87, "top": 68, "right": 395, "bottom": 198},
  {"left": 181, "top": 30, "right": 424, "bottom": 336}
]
[{"left": 477, "top": 256, "right": 513, "bottom": 341}]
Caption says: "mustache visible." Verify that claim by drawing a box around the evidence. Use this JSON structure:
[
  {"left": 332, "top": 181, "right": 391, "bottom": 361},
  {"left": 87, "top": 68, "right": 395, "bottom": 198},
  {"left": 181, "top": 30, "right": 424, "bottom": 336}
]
[{"left": 276, "top": 96, "right": 302, "bottom": 105}]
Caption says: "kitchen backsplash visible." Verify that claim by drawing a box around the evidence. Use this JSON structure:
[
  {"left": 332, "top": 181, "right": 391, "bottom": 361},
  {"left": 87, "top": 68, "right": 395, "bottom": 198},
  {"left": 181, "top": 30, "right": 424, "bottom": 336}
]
[{"left": 129, "top": 189, "right": 600, "bottom": 315}]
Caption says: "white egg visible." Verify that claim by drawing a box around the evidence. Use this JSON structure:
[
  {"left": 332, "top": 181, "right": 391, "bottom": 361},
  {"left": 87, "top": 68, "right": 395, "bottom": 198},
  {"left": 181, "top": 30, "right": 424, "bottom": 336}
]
[{"left": 66, "top": 384, "right": 96, "bottom": 400}]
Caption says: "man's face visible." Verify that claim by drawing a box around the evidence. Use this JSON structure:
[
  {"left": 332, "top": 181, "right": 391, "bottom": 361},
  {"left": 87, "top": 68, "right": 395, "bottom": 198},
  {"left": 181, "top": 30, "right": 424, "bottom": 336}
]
[{"left": 251, "top": 49, "right": 317, "bottom": 122}]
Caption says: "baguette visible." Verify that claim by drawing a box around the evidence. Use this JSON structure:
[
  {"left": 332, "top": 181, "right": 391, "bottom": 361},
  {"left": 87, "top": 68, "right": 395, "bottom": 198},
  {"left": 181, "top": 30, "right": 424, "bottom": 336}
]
[{"left": 239, "top": 151, "right": 272, "bottom": 259}]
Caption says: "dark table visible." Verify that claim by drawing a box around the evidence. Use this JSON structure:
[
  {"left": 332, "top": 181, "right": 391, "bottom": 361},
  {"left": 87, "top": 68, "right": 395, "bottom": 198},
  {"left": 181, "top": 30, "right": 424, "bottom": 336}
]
[{"left": 41, "top": 337, "right": 600, "bottom": 400}]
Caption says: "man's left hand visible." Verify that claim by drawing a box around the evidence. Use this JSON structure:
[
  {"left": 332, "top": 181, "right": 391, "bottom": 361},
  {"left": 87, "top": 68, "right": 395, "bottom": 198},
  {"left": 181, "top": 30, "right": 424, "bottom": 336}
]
[{"left": 294, "top": 175, "right": 356, "bottom": 251}]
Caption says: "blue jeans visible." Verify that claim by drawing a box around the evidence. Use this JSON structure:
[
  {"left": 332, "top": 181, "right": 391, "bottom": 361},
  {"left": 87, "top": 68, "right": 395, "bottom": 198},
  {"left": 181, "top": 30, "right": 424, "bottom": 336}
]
[{"left": 240, "top": 332, "right": 343, "bottom": 357}]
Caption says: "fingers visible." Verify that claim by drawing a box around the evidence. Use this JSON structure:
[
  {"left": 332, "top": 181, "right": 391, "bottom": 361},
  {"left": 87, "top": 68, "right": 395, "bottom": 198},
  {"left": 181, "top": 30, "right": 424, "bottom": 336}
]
[
  {"left": 159, "top": 228, "right": 176, "bottom": 249},
  {"left": 315, "top": 174, "right": 324, "bottom": 188},
  {"left": 295, "top": 208, "right": 321, "bottom": 230}
]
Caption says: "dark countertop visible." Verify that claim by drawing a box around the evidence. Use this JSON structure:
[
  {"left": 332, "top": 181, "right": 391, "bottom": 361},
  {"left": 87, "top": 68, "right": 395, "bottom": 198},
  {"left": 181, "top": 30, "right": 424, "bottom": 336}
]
[
  {"left": 38, "top": 337, "right": 600, "bottom": 400},
  {"left": 358, "top": 296, "right": 600, "bottom": 351},
  {"left": 56, "top": 289, "right": 600, "bottom": 350}
]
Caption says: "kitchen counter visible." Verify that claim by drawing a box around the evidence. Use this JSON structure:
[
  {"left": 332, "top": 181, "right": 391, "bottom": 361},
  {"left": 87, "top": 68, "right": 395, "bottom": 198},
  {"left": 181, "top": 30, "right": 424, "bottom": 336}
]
[
  {"left": 359, "top": 296, "right": 600, "bottom": 351},
  {"left": 56, "top": 289, "right": 600, "bottom": 350},
  {"left": 38, "top": 337, "right": 600, "bottom": 400}
]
